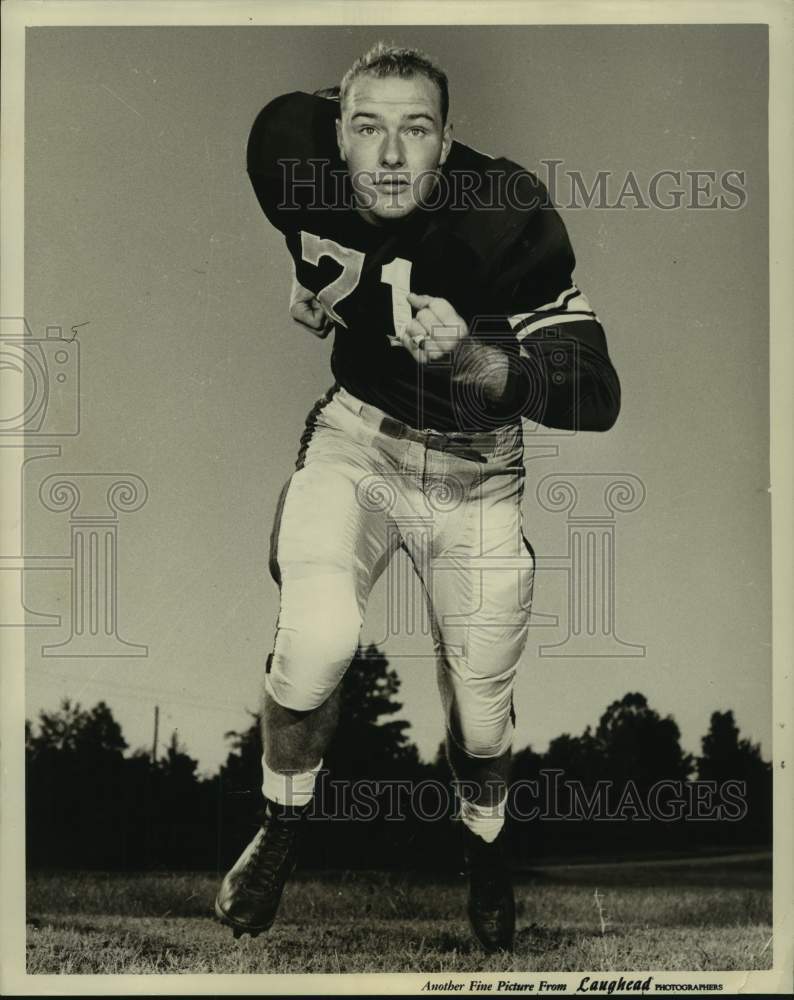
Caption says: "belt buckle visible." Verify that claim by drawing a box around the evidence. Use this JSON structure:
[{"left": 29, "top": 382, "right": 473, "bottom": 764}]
[
  {"left": 427, "top": 431, "right": 451, "bottom": 452},
  {"left": 338, "top": 389, "right": 364, "bottom": 416}
]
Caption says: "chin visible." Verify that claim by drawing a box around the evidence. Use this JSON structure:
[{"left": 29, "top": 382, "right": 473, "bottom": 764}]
[{"left": 371, "top": 197, "right": 419, "bottom": 221}]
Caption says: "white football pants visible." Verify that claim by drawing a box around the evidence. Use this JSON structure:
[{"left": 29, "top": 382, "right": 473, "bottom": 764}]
[{"left": 266, "top": 385, "right": 535, "bottom": 759}]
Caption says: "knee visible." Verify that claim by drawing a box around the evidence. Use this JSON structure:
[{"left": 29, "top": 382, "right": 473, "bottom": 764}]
[
  {"left": 460, "top": 556, "right": 535, "bottom": 667},
  {"left": 447, "top": 714, "right": 515, "bottom": 759},
  {"left": 440, "top": 665, "right": 517, "bottom": 758},
  {"left": 267, "top": 582, "right": 363, "bottom": 712}
]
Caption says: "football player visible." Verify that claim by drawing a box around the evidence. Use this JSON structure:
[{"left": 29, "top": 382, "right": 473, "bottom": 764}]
[{"left": 216, "top": 42, "right": 620, "bottom": 953}]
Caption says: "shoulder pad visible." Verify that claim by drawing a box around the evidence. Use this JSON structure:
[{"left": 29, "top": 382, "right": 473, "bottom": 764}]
[{"left": 440, "top": 146, "right": 554, "bottom": 279}]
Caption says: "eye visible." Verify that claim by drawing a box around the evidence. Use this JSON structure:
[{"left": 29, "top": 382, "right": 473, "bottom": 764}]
[
  {"left": 358, "top": 125, "right": 378, "bottom": 136},
  {"left": 407, "top": 127, "right": 427, "bottom": 137}
]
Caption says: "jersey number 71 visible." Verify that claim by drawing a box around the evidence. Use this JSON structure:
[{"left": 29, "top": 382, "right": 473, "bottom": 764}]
[{"left": 300, "top": 231, "right": 411, "bottom": 346}]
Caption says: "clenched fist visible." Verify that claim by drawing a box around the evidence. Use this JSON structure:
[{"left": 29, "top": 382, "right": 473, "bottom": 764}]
[
  {"left": 396, "top": 293, "right": 469, "bottom": 364},
  {"left": 289, "top": 274, "right": 333, "bottom": 338}
]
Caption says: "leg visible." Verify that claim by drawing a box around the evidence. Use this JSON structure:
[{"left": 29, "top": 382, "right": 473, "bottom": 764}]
[
  {"left": 412, "top": 455, "right": 534, "bottom": 952},
  {"left": 263, "top": 685, "right": 341, "bottom": 775},
  {"left": 430, "top": 474, "right": 534, "bottom": 813},
  {"left": 445, "top": 740, "right": 511, "bottom": 808},
  {"left": 217, "top": 399, "right": 397, "bottom": 936},
  {"left": 262, "top": 454, "right": 399, "bottom": 799}
]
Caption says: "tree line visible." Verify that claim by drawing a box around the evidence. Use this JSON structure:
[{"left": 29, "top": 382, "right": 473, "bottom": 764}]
[{"left": 25, "top": 645, "right": 772, "bottom": 872}]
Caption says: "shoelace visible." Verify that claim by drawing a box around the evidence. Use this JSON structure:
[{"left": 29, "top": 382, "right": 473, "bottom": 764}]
[{"left": 247, "top": 819, "right": 296, "bottom": 895}]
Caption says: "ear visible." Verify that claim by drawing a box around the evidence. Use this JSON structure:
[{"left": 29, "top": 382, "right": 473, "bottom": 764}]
[
  {"left": 439, "top": 121, "right": 453, "bottom": 167},
  {"left": 335, "top": 117, "right": 346, "bottom": 163}
]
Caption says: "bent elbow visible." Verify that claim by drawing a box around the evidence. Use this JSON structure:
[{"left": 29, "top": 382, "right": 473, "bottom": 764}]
[{"left": 581, "top": 368, "right": 621, "bottom": 432}]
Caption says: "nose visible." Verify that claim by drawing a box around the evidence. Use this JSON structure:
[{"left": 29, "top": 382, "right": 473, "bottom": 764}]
[{"left": 380, "top": 131, "right": 405, "bottom": 168}]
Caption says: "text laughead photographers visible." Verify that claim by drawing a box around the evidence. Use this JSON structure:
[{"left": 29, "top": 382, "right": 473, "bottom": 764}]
[
  {"left": 289, "top": 772, "right": 749, "bottom": 823},
  {"left": 276, "top": 159, "right": 748, "bottom": 213}
]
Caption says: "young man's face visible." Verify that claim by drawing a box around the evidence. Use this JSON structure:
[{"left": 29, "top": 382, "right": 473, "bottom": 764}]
[{"left": 336, "top": 72, "right": 452, "bottom": 224}]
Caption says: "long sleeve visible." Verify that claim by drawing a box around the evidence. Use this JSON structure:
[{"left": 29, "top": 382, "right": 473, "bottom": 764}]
[
  {"left": 451, "top": 169, "right": 621, "bottom": 432},
  {"left": 506, "top": 281, "right": 621, "bottom": 433}
]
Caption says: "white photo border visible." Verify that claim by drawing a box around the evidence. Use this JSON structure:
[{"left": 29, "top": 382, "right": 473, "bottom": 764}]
[{"left": 1, "top": 0, "right": 791, "bottom": 995}]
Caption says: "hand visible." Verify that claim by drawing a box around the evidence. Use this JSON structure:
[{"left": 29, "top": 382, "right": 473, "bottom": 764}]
[
  {"left": 290, "top": 277, "right": 333, "bottom": 338},
  {"left": 397, "top": 293, "right": 469, "bottom": 364}
]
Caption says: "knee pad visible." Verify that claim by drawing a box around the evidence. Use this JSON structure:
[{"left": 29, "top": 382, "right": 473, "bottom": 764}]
[
  {"left": 267, "top": 572, "right": 363, "bottom": 711},
  {"left": 438, "top": 657, "right": 518, "bottom": 758}
]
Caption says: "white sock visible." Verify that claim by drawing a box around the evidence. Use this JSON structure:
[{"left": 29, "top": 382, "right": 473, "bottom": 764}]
[
  {"left": 460, "top": 794, "right": 507, "bottom": 844},
  {"left": 261, "top": 755, "right": 322, "bottom": 808}
]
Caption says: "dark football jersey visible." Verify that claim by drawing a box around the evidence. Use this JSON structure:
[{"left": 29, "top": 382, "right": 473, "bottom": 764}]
[{"left": 247, "top": 92, "right": 620, "bottom": 432}]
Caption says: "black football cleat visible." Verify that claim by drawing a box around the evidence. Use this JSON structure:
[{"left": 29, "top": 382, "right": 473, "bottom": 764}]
[
  {"left": 215, "top": 798, "right": 306, "bottom": 939},
  {"left": 463, "top": 824, "right": 516, "bottom": 953}
]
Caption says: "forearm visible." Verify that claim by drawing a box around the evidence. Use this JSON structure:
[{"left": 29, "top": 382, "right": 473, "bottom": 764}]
[
  {"left": 519, "top": 339, "right": 621, "bottom": 432},
  {"left": 451, "top": 337, "right": 520, "bottom": 421},
  {"left": 452, "top": 330, "right": 621, "bottom": 431}
]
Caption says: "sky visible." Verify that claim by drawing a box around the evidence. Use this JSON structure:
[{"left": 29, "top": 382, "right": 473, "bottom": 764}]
[{"left": 19, "top": 23, "right": 771, "bottom": 777}]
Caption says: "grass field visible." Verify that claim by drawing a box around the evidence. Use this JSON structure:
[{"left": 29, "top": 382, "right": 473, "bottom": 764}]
[{"left": 26, "top": 852, "right": 772, "bottom": 974}]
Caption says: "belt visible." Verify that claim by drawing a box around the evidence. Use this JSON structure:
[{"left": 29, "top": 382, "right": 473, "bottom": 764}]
[
  {"left": 336, "top": 387, "right": 507, "bottom": 461},
  {"left": 377, "top": 415, "right": 491, "bottom": 453}
]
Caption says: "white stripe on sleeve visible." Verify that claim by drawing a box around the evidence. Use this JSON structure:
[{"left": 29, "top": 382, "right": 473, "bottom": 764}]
[{"left": 508, "top": 284, "right": 598, "bottom": 334}]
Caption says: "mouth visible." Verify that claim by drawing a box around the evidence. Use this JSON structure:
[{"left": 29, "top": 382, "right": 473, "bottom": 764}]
[{"left": 375, "top": 178, "right": 410, "bottom": 193}]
